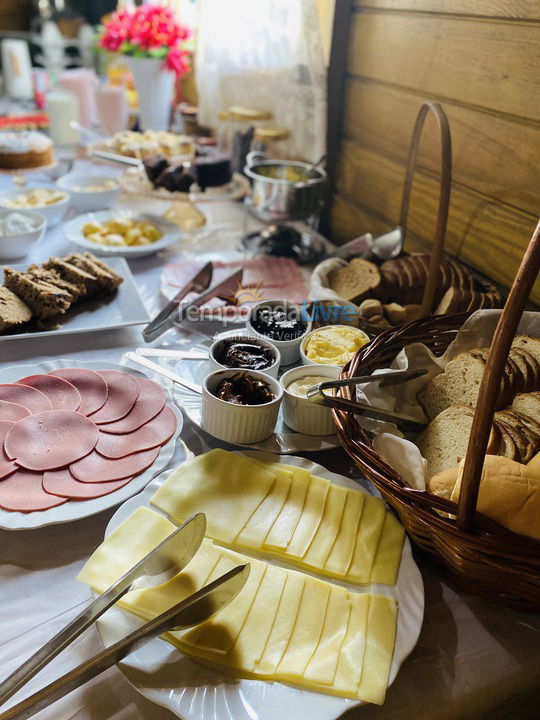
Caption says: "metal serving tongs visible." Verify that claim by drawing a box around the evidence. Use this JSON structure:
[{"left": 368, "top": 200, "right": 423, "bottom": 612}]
[
  {"left": 0, "top": 563, "right": 250, "bottom": 720},
  {"left": 0, "top": 512, "right": 207, "bottom": 709},
  {"left": 306, "top": 368, "right": 429, "bottom": 433}
]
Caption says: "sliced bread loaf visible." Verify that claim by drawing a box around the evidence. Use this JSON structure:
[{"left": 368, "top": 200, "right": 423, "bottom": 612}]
[
  {"left": 328, "top": 258, "right": 381, "bottom": 303},
  {"left": 0, "top": 286, "right": 32, "bottom": 332}
]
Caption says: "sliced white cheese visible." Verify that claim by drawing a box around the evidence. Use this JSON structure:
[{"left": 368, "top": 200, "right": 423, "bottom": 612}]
[
  {"left": 356, "top": 594, "right": 398, "bottom": 705},
  {"left": 370, "top": 511, "right": 405, "bottom": 586},
  {"left": 77, "top": 506, "right": 176, "bottom": 594},
  {"left": 303, "top": 585, "right": 351, "bottom": 686},
  {"left": 333, "top": 592, "right": 370, "bottom": 694},
  {"left": 287, "top": 474, "right": 329, "bottom": 558},
  {"left": 235, "top": 467, "right": 291, "bottom": 548},
  {"left": 276, "top": 577, "right": 330, "bottom": 678},
  {"left": 263, "top": 464, "right": 310, "bottom": 549},
  {"left": 324, "top": 489, "right": 365, "bottom": 577},
  {"left": 347, "top": 494, "right": 386, "bottom": 584},
  {"left": 151, "top": 449, "right": 275, "bottom": 543},
  {"left": 303, "top": 484, "right": 348, "bottom": 568}
]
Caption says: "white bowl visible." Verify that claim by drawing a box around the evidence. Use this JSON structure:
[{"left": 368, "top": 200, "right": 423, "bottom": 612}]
[
  {"left": 280, "top": 365, "right": 341, "bottom": 435},
  {"left": 63, "top": 209, "right": 181, "bottom": 258},
  {"left": 246, "top": 299, "right": 312, "bottom": 366},
  {"left": 57, "top": 173, "right": 121, "bottom": 212},
  {"left": 0, "top": 208, "right": 47, "bottom": 260},
  {"left": 201, "top": 369, "right": 283, "bottom": 444},
  {"left": 0, "top": 185, "right": 69, "bottom": 227},
  {"left": 300, "top": 325, "right": 370, "bottom": 366},
  {"left": 208, "top": 334, "right": 280, "bottom": 378}
]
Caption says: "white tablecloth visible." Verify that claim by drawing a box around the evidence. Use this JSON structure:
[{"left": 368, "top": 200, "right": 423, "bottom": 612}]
[{"left": 1, "top": 162, "right": 539, "bottom": 720}]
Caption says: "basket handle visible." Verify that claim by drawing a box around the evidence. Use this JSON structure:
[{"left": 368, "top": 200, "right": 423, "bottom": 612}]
[
  {"left": 399, "top": 101, "right": 452, "bottom": 318},
  {"left": 457, "top": 220, "right": 540, "bottom": 531}
]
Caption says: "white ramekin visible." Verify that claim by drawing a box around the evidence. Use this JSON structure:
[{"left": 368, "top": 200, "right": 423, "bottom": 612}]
[
  {"left": 208, "top": 334, "right": 280, "bottom": 378},
  {"left": 300, "top": 325, "right": 370, "bottom": 366},
  {"left": 280, "top": 365, "right": 341, "bottom": 435},
  {"left": 57, "top": 173, "right": 121, "bottom": 211},
  {"left": 0, "top": 209, "right": 46, "bottom": 260},
  {"left": 0, "top": 186, "right": 70, "bottom": 227},
  {"left": 201, "top": 369, "right": 283, "bottom": 444},
  {"left": 246, "top": 299, "right": 312, "bottom": 367}
]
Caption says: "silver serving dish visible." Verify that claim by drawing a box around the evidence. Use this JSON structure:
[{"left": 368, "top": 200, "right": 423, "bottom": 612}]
[{"left": 244, "top": 151, "right": 327, "bottom": 222}]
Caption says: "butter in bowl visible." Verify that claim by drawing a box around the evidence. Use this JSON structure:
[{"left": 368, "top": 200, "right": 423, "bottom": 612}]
[
  {"left": 201, "top": 369, "right": 283, "bottom": 444},
  {"left": 300, "top": 324, "right": 370, "bottom": 366},
  {"left": 280, "top": 365, "right": 340, "bottom": 435}
]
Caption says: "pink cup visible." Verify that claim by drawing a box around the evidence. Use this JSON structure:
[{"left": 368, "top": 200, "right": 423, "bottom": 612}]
[{"left": 95, "top": 85, "right": 129, "bottom": 136}]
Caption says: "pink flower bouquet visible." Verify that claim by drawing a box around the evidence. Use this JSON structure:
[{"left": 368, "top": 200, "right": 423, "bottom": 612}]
[{"left": 98, "top": 3, "right": 191, "bottom": 77}]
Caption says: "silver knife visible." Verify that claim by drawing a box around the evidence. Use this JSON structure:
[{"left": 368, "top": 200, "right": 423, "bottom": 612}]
[
  {"left": 0, "top": 513, "right": 206, "bottom": 707},
  {"left": 125, "top": 352, "right": 203, "bottom": 394},
  {"left": 0, "top": 564, "right": 250, "bottom": 720},
  {"left": 143, "top": 261, "right": 214, "bottom": 343},
  {"left": 175, "top": 267, "right": 243, "bottom": 327}
]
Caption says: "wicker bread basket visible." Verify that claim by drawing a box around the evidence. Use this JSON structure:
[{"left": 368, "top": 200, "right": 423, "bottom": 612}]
[{"left": 333, "top": 222, "right": 540, "bottom": 611}]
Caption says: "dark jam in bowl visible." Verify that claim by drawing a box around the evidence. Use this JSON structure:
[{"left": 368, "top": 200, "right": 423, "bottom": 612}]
[
  {"left": 214, "top": 373, "right": 276, "bottom": 406},
  {"left": 251, "top": 304, "right": 306, "bottom": 342},
  {"left": 216, "top": 340, "right": 274, "bottom": 371}
]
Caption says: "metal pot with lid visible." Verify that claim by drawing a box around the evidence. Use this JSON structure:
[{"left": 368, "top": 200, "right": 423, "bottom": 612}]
[{"left": 244, "top": 151, "right": 327, "bottom": 223}]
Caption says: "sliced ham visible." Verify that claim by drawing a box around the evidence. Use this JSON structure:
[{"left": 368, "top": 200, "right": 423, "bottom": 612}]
[
  {"left": 97, "top": 378, "right": 167, "bottom": 434},
  {"left": 89, "top": 371, "right": 140, "bottom": 424},
  {"left": 19, "top": 374, "right": 81, "bottom": 412},
  {"left": 0, "top": 469, "right": 67, "bottom": 512},
  {"left": 49, "top": 368, "right": 108, "bottom": 416},
  {"left": 70, "top": 446, "right": 160, "bottom": 483},
  {"left": 4, "top": 410, "right": 99, "bottom": 471},
  {"left": 0, "top": 384, "right": 52, "bottom": 414},
  {"left": 96, "top": 406, "right": 177, "bottom": 458},
  {"left": 0, "top": 400, "right": 30, "bottom": 423},
  {"left": 0, "top": 421, "right": 17, "bottom": 480},
  {"left": 42, "top": 468, "right": 133, "bottom": 499}
]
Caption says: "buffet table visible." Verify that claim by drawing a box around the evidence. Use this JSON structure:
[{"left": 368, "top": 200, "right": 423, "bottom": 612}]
[{"left": 1, "top": 163, "right": 539, "bottom": 720}]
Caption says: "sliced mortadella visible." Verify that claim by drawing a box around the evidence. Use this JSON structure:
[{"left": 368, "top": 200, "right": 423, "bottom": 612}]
[
  {"left": 0, "top": 384, "right": 52, "bottom": 413},
  {"left": 0, "top": 421, "right": 17, "bottom": 480},
  {"left": 70, "top": 446, "right": 160, "bottom": 483},
  {"left": 97, "top": 378, "right": 167, "bottom": 434},
  {"left": 49, "top": 368, "right": 108, "bottom": 416},
  {"left": 19, "top": 374, "right": 81, "bottom": 412},
  {"left": 4, "top": 411, "right": 99, "bottom": 471},
  {"left": 0, "top": 400, "right": 30, "bottom": 423},
  {"left": 96, "top": 407, "right": 177, "bottom": 458},
  {"left": 0, "top": 469, "right": 67, "bottom": 512},
  {"left": 42, "top": 468, "right": 133, "bottom": 499},
  {"left": 89, "top": 371, "right": 140, "bottom": 424}
]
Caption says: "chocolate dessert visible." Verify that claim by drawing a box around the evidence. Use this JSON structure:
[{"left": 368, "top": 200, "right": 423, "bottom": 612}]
[
  {"left": 217, "top": 340, "right": 274, "bottom": 371},
  {"left": 143, "top": 155, "right": 169, "bottom": 184},
  {"left": 195, "top": 152, "right": 232, "bottom": 190},
  {"left": 214, "top": 373, "right": 275, "bottom": 405},
  {"left": 251, "top": 304, "right": 307, "bottom": 341}
]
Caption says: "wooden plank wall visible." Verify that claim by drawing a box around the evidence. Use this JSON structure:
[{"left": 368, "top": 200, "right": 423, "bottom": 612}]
[{"left": 329, "top": 0, "right": 540, "bottom": 302}]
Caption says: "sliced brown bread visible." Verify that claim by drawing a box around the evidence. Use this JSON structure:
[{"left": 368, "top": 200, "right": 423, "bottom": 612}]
[
  {"left": 0, "top": 286, "right": 32, "bottom": 332},
  {"left": 416, "top": 404, "right": 499, "bottom": 478},
  {"left": 492, "top": 418, "right": 518, "bottom": 460},
  {"left": 3, "top": 267, "right": 72, "bottom": 320},
  {"left": 328, "top": 258, "right": 381, "bottom": 303},
  {"left": 496, "top": 410, "right": 540, "bottom": 462},
  {"left": 65, "top": 253, "right": 123, "bottom": 293},
  {"left": 512, "top": 348, "right": 540, "bottom": 390},
  {"left": 511, "top": 392, "right": 540, "bottom": 423},
  {"left": 43, "top": 257, "right": 100, "bottom": 297},
  {"left": 26, "top": 265, "right": 84, "bottom": 302},
  {"left": 512, "top": 336, "right": 540, "bottom": 372}
]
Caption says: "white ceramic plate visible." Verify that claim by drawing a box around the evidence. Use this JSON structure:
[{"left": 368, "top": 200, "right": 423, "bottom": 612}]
[
  {"left": 172, "top": 345, "right": 340, "bottom": 454},
  {"left": 119, "top": 168, "right": 251, "bottom": 204},
  {"left": 63, "top": 209, "right": 181, "bottom": 258},
  {"left": 0, "top": 257, "right": 149, "bottom": 341},
  {"left": 0, "top": 358, "right": 182, "bottom": 530},
  {"left": 96, "top": 452, "right": 424, "bottom": 720}
]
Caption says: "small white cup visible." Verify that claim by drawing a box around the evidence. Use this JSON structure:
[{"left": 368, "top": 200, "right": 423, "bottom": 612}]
[
  {"left": 300, "top": 325, "right": 370, "bottom": 366},
  {"left": 208, "top": 334, "right": 280, "bottom": 378},
  {"left": 280, "top": 365, "right": 341, "bottom": 435},
  {"left": 246, "top": 299, "right": 312, "bottom": 366},
  {"left": 202, "top": 369, "right": 283, "bottom": 444},
  {"left": 57, "top": 174, "right": 120, "bottom": 212}
]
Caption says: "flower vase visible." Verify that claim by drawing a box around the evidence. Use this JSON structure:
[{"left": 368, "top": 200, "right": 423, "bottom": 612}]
[{"left": 125, "top": 56, "right": 175, "bottom": 131}]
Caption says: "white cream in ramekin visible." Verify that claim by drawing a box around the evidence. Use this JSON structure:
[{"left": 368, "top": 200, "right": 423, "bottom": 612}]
[
  {"left": 246, "top": 299, "right": 312, "bottom": 366},
  {"left": 280, "top": 365, "right": 340, "bottom": 435},
  {"left": 201, "top": 369, "right": 283, "bottom": 444},
  {"left": 208, "top": 334, "right": 280, "bottom": 378}
]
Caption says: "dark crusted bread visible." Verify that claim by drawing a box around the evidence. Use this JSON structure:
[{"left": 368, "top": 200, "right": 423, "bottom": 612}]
[
  {"left": 64, "top": 253, "right": 122, "bottom": 294},
  {"left": 3, "top": 267, "right": 71, "bottom": 320},
  {"left": 25, "top": 265, "right": 84, "bottom": 302},
  {"left": 43, "top": 257, "right": 100, "bottom": 297},
  {"left": 328, "top": 258, "right": 381, "bottom": 303},
  {"left": 0, "top": 286, "right": 32, "bottom": 332}
]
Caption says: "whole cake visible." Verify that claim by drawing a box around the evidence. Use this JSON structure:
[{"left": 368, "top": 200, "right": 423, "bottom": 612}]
[{"left": 0, "top": 131, "right": 54, "bottom": 169}]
